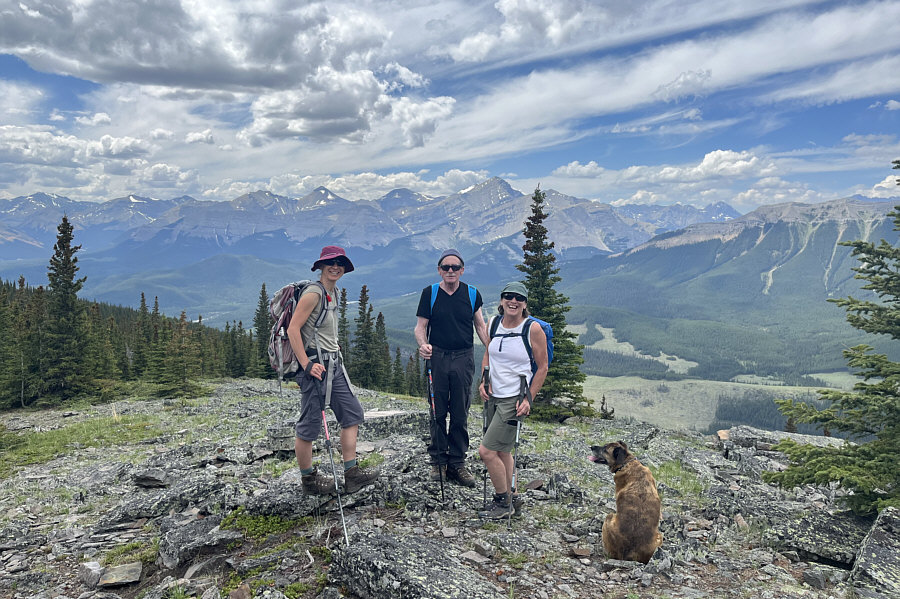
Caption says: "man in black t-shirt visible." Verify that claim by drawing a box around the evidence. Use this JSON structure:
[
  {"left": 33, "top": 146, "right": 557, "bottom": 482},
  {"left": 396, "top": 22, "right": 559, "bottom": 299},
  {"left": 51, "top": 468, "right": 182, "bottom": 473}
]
[{"left": 415, "top": 249, "right": 490, "bottom": 487}]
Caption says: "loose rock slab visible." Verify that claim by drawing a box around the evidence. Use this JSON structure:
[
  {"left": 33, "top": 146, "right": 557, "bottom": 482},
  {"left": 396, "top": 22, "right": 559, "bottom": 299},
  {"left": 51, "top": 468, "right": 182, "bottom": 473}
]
[
  {"left": 331, "top": 533, "right": 503, "bottom": 599},
  {"left": 851, "top": 506, "right": 900, "bottom": 598}
]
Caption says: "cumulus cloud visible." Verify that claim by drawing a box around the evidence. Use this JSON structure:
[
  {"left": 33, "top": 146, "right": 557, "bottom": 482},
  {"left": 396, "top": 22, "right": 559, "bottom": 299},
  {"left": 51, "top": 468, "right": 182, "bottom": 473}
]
[
  {"left": 863, "top": 175, "right": 900, "bottom": 198},
  {"left": 138, "top": 163, "right": 198, "bottom": 189},
  {"left": 185, "top": 129, "right": 214, "bottom": 144},
  {"left": 653, "top": 69, "right": 712, "bottom": 102},
  {"left": 553, "top": 160, "right": 606, "bottom": 177},
  {"left": 887, "top": 100, "right": 900, "bottom": 110},
  {"left": 0, "top": 80, "right": 44, "bottom": 124},
  {"left": 150, "top": 128, "right": 174, "bottom": 140},
  {"left": 390, "top": 96, "right": 455, "bottom": 147},
  {"left": 75, "top": 112, "right": 112, "bottom": 126}
]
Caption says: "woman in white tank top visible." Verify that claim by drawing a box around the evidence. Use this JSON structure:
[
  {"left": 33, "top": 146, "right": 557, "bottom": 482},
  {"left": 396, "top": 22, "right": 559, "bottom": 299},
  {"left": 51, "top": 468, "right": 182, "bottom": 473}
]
[{"left": 476, "top": 281, "right": 548, "bottom": 519}]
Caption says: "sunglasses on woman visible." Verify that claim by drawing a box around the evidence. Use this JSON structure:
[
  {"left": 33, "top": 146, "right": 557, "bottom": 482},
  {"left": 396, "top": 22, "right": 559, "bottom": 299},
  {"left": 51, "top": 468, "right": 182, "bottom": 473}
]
[
  {"left": 320, "top": 258, "right": 344, "bottom": 267},
  {"left": 440, "top": 264, "right": 463, "bottom": 272},
  {"left": 501, "top": 293, "right": 526, "bottom": 302}
]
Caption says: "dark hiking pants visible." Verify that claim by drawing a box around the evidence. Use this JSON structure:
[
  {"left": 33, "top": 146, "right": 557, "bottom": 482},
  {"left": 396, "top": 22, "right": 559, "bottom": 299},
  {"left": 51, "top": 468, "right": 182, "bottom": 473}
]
[{"left": 428, "top": 346, "right": 474, "bottom": 469}]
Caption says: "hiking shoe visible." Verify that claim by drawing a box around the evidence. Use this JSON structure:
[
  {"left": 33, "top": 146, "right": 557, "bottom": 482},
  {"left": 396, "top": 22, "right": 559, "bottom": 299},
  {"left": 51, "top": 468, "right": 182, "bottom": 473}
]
[
  {"left": 344, "top": 465, "right": 379, "bottom": 494},
  {"left": 512, "top": 494, "right": 524, "bottom": 516},
  {"left": 430, "top": 464, "right": 447, "bottom": 482},
  {"left": 301, "top": 467, "right": 336, "bottom": 495},
  {"left": 478, "top": 492, "right": 511, "bottom": 519},
  {"left": 447, "top": 466, "right": 477, "bottom": 488}
]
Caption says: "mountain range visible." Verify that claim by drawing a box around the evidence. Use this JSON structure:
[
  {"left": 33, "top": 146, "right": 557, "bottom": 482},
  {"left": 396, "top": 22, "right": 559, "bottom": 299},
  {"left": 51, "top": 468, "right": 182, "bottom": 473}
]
[
  {"left": 2, "top": 179, "right": 899, "bottom": 381},
  {"left": 0, "top": 179, "right": 738, "bottom": 318}
]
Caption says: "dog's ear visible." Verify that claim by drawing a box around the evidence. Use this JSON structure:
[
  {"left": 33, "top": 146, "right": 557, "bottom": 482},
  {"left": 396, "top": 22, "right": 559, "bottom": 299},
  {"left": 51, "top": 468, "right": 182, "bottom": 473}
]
[
  {"left": 612, "top": 445, "right": 626, "bottom": 464},
  {"left": 617, "top": 440, "right": 627, "bottom": 450}
]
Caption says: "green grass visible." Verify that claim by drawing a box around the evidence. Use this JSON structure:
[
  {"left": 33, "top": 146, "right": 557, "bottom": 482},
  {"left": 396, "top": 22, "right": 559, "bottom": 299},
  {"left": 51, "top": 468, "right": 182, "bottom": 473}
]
[
  {"left": 649, "top": 460, "right": 706, "bottom": 500},
  {"left": 0, "top": 415, "right": 165, "bottom": 479},
  {"left": 220, "top": 507, "right": 312, "bottom": 540},
  {"left": 101, "top": 538, "right": 159, "bottom": 566}
]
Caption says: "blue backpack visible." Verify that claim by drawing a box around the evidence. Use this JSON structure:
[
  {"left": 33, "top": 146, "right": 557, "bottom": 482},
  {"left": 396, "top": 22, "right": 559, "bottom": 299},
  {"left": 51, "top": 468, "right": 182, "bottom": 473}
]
[
  {"left": 489, "top": 315, "right": 554, "bottom": 374},
  {"left": 429, "top": 282, "right": 478, "bottom": 314}
]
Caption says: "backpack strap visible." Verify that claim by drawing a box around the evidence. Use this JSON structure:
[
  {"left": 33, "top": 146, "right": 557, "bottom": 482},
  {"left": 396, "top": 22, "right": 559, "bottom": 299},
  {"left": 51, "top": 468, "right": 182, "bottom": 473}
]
[
  {"left": 429, "top": 282, "right": 440, "bottom": 313},
  {"left": 520, "top": 317, "right": 534, "bottom": 364},
  {"left": 430, "top": 282, "right": 478, "bottom": 314}
]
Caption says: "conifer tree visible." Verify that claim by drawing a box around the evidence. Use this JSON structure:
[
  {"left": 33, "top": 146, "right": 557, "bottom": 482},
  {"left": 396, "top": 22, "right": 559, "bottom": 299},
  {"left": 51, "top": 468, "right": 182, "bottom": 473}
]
[
  {"left": 351, "top": 286, "right": 376, "bottom": 387},
  {"left": 132, "top": 293, "right": 151, "bottom": 377},
  {"left": 391, "top": 347, "right": 405, "bottom": 394},
  {"left": 374, "top": 312, "right": 391, "bottom": 389},
  {"left": 766, "top": 201, "right": 900, "bottom": 515},
  {"left": 44, "top": 216, "right": 88, "bottom": 401},
  {"left": 516, "top": 186, "right": 591, "bottom": 421},
  {"left": 251, "top": 283, "right": 272, "bottom": 378},
  {"left": 405, "top": 354, "right": 421, "bottom": 396},
  {"left": 0, "top": 286, "right": 12, "bottom": 408}
]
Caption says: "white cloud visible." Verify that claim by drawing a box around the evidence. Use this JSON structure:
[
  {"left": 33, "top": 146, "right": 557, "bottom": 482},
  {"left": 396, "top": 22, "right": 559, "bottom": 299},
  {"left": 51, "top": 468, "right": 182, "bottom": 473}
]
[
  {"left": 390, "top": 96, "right": 455, "bottom": 147},
  {"left": 860, "top": 175, "right": 900, "bottom": 198},
  {"left": 138, "top": 163, "right": 199, "bottom": 189},
  {"left": 553, "top": 160, "right": 606, "bottom": 177},
  {"left": 886, "top": 100, "right": 900, "bottom": 110},
  {"left": 185, "top": 129, "right": 214, "bottom": 144},
  {"left": 150, "top": 128, "right": 174, "bottom": 140},
  {"left": 75, "top": 112, "right": 112, "bottom": 126},
  {"left": 0, "top": 80, "right": 43, "bottom": 124}
]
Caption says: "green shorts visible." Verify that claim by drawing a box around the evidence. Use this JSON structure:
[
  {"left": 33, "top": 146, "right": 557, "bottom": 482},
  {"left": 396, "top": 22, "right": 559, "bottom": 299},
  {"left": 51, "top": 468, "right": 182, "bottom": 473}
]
[{"left": 481, "top": 395, "right": 521, "bottom": 453}]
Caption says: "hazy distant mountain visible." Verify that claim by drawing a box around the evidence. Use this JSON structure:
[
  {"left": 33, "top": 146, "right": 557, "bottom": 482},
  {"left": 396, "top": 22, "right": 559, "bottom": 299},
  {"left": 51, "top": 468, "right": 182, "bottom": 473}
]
[{"left": 561, "top": 196, "right": 900, "bottom": 378}]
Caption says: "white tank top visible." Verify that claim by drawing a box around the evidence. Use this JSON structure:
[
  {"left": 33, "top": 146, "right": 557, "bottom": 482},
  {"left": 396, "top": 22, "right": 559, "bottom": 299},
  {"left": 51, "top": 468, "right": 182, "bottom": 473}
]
[{"left": 488, "top": 317, "right": 533, "bottom": 397}]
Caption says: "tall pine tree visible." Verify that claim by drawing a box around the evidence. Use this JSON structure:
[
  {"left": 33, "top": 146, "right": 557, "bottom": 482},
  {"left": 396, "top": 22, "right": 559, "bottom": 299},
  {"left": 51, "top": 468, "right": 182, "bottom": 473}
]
[
  {"left": 516, "top": 186, "right": 591, "bottom": 421},
  {"left": 765, "top": 197, "right": 900, "bottom": 515},
  {"left": 44, "top": 216, "right": 88, "bottom": 402},
  {"left": 251, "top": 283, "right": 272, "bottom": 378}
]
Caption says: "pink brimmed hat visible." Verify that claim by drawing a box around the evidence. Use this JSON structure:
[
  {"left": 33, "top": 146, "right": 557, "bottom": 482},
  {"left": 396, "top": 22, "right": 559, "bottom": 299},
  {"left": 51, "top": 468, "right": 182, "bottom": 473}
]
[{"left": 312, "top": 245, "right": 354, "bottom": 273}]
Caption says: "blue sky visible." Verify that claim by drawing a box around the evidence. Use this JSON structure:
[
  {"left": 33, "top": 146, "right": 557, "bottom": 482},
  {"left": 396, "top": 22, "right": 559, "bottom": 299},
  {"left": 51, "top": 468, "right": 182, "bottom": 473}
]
[{"left": 1, "top": 0, "right": 899, "bottom": 212}]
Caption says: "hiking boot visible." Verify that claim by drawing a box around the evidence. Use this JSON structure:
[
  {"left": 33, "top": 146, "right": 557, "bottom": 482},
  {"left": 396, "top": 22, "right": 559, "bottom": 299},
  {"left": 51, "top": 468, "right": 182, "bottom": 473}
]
[
  {"left": 512, "top": 494, "right": 524, "bottom": 516},
  {"left": 447, "top": 466, "right": 477, "bottom": 488},
  {"left": 478, "top": 492, "right": 511, "bottom": 519},
  {"left": 430, "top": 464, "right": 447, "bottom": 481},
  {"left": 301, "top": 467, "right": 336, "bottom": 495},
  {"left": 344, "top": 465, "right": 379, "bottom": 494}
]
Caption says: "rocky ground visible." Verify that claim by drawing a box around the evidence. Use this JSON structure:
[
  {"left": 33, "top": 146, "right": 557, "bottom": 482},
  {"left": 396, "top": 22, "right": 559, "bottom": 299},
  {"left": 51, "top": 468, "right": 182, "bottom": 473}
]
[{"left": 0, "top": 379, "right": 897, "bottom": 599}]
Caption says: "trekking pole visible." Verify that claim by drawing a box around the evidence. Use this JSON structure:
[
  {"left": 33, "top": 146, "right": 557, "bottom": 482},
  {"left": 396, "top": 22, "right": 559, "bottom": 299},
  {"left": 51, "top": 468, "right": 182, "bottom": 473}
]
[
  {"left": 317, "top": 363, "right": 350, "bottom": 547},
  {"left": 276, "top": 327, "right": 284, "bottom": 397},
  {"left": 508, "top": 375, "right": 532, "bottom": 529},
  {"left": 508, "top": 417, "right": 521, "bottom": 529},
  {"left": 425, "top": 360, "right": 445, "bottom": 504},
  {"left": 482, "top": 366, "right": 490, "bottom": 510}
]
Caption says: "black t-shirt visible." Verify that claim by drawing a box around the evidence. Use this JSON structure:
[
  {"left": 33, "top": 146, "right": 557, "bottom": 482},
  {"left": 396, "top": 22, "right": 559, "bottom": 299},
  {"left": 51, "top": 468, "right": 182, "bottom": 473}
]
[{"left": 416, "top": 282, "right": 483, "bottom": 350}]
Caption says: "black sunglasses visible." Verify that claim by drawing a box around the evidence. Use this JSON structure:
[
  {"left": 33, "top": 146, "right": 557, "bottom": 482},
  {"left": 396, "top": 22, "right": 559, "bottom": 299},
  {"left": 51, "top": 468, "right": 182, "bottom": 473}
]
[
  {"left": 440, "top": 264, "right": 463, "bottom": 272},
  {"left": 320, "top": 258, "right": 344, "bottom": 267},
  {"left": 501, "top": 293, "right": 526, "bottom": 302}
]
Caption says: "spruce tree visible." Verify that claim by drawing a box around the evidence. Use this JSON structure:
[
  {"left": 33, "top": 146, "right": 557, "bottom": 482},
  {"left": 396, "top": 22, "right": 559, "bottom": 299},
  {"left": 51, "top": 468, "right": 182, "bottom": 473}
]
[
  {"left": 351, "top": 286, "right": 376, "bottom": 388},
  {"left": 132, "top": 293, "right": 151, "bottom": 377},
  {"left": 44, "top": 216, "right": 88, "bottom": 402},
  {"left": 252, "top": 283, "right": 272, "bottom": 378},
  {"left": 765, "top": 201, "right": 900, "bottom": 515},
  {"left": 516, "top": 186, "right": 591, "bottom": 421},
  {"left": 374, "top": 312, "right": 391, "bottom": 389},
  {"left": 391, "top": 347, "right": 405, "bottom": 394}
]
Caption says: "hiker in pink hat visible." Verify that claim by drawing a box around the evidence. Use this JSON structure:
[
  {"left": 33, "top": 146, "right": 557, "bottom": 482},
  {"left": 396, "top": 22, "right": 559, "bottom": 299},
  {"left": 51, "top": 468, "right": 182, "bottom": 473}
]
[{"left": 286, "top": 245, "right": 379, "bottom": 495}]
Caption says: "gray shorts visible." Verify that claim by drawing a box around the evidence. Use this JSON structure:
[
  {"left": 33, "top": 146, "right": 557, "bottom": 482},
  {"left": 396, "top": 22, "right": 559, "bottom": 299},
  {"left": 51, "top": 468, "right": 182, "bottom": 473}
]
[
  {"left": 481, "top": 395, "right": 521, "bottom": 453},
  {"left": 294, "top": 362, "right": 364, "bottom": 441}
]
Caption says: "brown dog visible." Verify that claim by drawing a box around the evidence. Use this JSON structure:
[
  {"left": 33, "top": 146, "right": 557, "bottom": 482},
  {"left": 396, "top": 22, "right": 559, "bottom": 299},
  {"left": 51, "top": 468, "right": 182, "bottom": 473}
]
[{"left": 590, "top": 441, "right": 663, "bottom": 563}]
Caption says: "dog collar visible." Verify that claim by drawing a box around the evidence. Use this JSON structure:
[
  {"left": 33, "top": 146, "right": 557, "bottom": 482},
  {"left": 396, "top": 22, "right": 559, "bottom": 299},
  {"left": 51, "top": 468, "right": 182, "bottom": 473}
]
[{"left": 611, "top": 456, "right": 637, "bottom": 473}]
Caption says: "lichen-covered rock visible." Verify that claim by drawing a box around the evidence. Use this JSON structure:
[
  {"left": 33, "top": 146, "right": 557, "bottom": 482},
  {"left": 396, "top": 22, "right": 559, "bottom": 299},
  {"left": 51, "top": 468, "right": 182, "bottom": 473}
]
[
  {"left": 727, "top": 425, "right": 846, "bottom": 451},
  {"left": 331, "top": 533, "right": 503, "bottom": 598},
  {"left": 768, "top": 510, "right": 871, "bottom": 566},
  {"left": 97, "top": 472, "right": 228, "bottom": 528},
  {"left": 157, "top": 514, "right": 243, "bottom": 570},
  {"left": 358, "top": 408, "right": 429, "bottom": 439},
  {"left": 243, "top": 469, "right": 333, "bottom": 518},
  {"left": 851, "top": 506, "right": 900, "bottom": 597}
]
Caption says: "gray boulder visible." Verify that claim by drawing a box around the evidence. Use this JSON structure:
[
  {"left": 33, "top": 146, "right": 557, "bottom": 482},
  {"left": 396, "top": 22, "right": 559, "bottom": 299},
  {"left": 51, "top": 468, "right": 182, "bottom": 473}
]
[
  {"left": 157, "top": 514, "right": 243, "bottom": 570},
  {"left": 851, "top": 506, "right": 900, "bottom": 598},
  {"left": 331, "top": 533, "right": 503, "bottom": 598}
]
